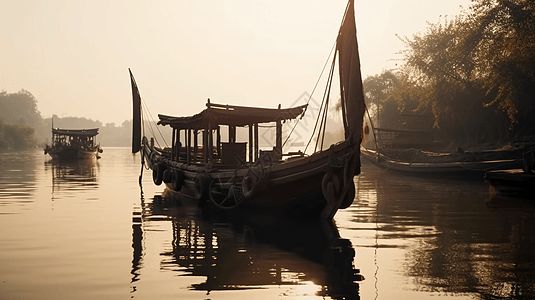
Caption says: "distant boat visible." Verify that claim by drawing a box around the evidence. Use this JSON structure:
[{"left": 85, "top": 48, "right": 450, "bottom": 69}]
[
  {"left": 130, "top": 0, "right": 365, "bottom": 221},
  {"left": 485, "top": 151, "right": 535, "bottom": 198},
  {"left": 44, "top": 128, "right": 102, "bottom": 160}
]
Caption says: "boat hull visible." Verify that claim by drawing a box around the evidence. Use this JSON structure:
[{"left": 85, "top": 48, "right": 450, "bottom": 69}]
[
  {"left": 142, "top": 141, "right": 359, "bottom": 220},
  {"left": 167, "top": 171, "right": 327, "bottom": 219},
  {"left": 361, "top": 147, "right": 522, "bottom": 175},
  {"left": 47, "top": 148, "right": 100, "bottom": 160}
]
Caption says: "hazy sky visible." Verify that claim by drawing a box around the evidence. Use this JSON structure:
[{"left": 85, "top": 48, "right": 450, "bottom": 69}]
[{"left": 1, "top": 0, "right": 470, "bottom": 125}]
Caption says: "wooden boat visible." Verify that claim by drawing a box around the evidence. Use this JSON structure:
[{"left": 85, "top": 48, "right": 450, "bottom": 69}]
[
  {"left": 485, "top": 151, "right": 535, "bottom": 198},
  {"left": 361, "top": 146, "right": 523, "bottom": 175},
  {"left": 130, "top": 0, "right": 365, "bottom": 221},
  {"left": 44, "top": 128, "right": 102, "bottom": 160},
  {"left": 362, "top": 100, "right": 534, "bottom": 175}
]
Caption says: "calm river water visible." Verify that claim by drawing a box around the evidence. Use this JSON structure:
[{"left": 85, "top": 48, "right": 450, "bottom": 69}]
[{"left": 1, "top": 148, "right": 534, "bottom": 300}]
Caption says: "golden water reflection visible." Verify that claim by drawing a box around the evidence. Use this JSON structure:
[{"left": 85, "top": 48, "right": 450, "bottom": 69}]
[
  {"left": 3, "top": 149, "right": 533, "bottom": 299},
  {"left": 0, "top": 150, "right": 41, "bottom": 211},
  {"left": 131, "top": 193, "right": 364, "bottom": 299},
  {"left": 339, "top": 163, "right": 535, "bottom": 299}
]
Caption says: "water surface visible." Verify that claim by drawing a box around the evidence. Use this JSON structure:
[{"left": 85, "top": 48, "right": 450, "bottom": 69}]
[{"left": 0, "top": 148, "right": 533, "bottom": 299}]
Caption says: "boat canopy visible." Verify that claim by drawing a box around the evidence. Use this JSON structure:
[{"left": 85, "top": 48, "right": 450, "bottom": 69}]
[
  {"left": 52, "top": 128, "right": 99, "bottom": 137},
  {"left": 158, "top": 102, "right": 307, "bottom": 129}
]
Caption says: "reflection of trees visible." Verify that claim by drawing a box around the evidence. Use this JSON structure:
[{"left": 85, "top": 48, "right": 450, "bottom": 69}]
[
  {"left": 356, "top": 165, "right": 535, "bottom": 299},
  {"left": 45, "top": 159, "right": 99, "bottom": 194},
  {"left": 0, "top": 150, "right": 38, "bottom": 204},
  {"left": 131, "top": 194, "right": 363, "bottom": 299}
]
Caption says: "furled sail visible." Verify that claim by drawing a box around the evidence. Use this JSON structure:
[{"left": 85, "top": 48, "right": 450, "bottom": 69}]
[
  {"left": 130, "top": 68, "right": 142, "bottom": 154},
  {"left": 337, "top": 0, "right": 365, "bottom": 144},
  {"left": 319, "top": 0, "right": 365, "bottom": 220}
]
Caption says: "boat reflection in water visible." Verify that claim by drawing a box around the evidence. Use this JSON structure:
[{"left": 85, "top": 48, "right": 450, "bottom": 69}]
[
  {"left": 45, "top": 159, "right": 99, "bottom": 196},
  {"left": 132, "top": 190, "right": 364, "bottom": 299}
]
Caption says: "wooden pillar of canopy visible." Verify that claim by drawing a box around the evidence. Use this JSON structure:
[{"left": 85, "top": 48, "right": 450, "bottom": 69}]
[
  {"left": 254, "top": 123, "right": 259, "bottom": 162},
  {"left": 186, "top": 128, "right": 191, "bottom": 164},
  {"left": 208, "top": 123, "right": 213, "bottom": 162},
  {"left": 193, "top": 129, "right": 198, "bottom": 164},
  {"left": 276, "top": 120, "right": 282, "bottom": 158},
  {"left": 216, "top": 126, "right": 221, "bottom": 159},
  {"left": 248, "top": 124, "right": 253, "bottom": 163},
  {"left": 276, "top": 104, "right": 282, "bottom": 158},
  {"left": 229, "top": 126, "right": 236, "bottom": 143},
  {"left": 203, "top": 129, "right": 208, "bottom": 163},
  {"left": 171, "top": 128, "right": 176, "bottom": 162},
  {"left": 179, "top": 129, "right": 180, "bottom": 161}
]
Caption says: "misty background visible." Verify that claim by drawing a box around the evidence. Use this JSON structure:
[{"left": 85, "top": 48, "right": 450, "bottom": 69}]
[{"left": 1, "top": 1, "right": 534, "bottom": 151}]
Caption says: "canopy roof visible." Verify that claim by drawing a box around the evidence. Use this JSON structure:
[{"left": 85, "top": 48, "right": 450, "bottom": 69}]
[
  {"left": 52, "top": 128, "right": 99, "bottom": 137},
  {"left": 158, "top": 102, "right": 307, "bottom": 129}
]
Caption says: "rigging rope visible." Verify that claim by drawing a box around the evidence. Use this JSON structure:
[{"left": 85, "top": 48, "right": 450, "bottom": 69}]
[
  {"left": 141, "top": 99, "right": 168, "bottom": 148},
  {"left": 364, "top": 103, "right": 380, "bottom": 151},
  {"left": 282, "top": 40, "right": 337, "bottom": 149},
  {"left": 284, "top": 0, "right": 352, "bottom": 153},
  {"left": 305, "top": 51, "right": 337, "bottom": 153},
  {"left": 316, "top": 54, "right": 337, "bottom": 152}
]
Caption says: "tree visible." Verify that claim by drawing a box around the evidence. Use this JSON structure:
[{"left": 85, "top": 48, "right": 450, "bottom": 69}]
[
  {"left": 0, "top": 119, "right": 37, "bottom": 149},
  {"left": 362, "top": 70, "right": 400, "bottom": 128},
  {"left": 397, "top": 15, "right": 488, "bottom": 136},
  {"left": 0, "top": 90, "right": 41, "bottom": 149},
  {"left": 395, "top": 0, "right": 535, "bottom": 146},
  {"left": 469, "top": 0, "right": 535, "bottom": 132},
  {"left": 0, "top": 90, "right": 42, "bottom": 128}
]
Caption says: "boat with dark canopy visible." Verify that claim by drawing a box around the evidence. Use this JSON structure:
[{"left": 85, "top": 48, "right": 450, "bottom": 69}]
[
  {"left": 44, "top": 128, "right": 102, "bottom": 160},
  {"left": 131, "top": 0, "right": 365, "bottom": 221}
]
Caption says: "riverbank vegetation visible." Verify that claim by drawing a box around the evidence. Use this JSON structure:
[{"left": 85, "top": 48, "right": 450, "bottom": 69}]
[
  {"left": 0, "top": 90, "right": 41, "bottom": 150},
  {"left": 364, "top": 0, "right": 535, "bottom": 149}
]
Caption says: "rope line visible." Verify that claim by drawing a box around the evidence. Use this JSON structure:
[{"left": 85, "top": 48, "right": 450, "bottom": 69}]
[
  {"left": 282, "top": 40, "right": 337, "bottom": 149},
  {"left": 286, "top": 0, "right": 352, "bottom": 153},
  {"left": 141, "top": 99, "right": 168, "bottom": 148},
  {"left": 305, "top": 51, "right": 337, "bottom": 154}
]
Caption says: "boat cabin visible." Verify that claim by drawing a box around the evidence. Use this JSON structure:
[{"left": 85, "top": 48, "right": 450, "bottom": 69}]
[
  {"left": 51, "top": 128, "right": 99, "bottom": 150},
  {"left": 157, "top": 100, "right": 307, "bottom": 167}
]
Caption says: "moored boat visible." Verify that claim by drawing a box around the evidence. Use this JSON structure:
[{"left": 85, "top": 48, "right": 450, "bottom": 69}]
[
  {"left": 44, "top": 128, "right": 103, "bottom": 160},
  {"left": 485, "top": 151, "right": 535, "bottom": 198},
  {"left": 361, "top": 93, "right": 534, "bottom": 176},
  {"left": 361, "top": 146, "right": 524, "bottom": 175},
  {"left": 130, "top": 0, "right": 366, "bottom": 221}
]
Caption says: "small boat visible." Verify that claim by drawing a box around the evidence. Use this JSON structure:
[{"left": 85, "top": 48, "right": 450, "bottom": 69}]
[
  {"left": 130, "top": 0, "right": 365, "bottom": 221},
  {"left": 361, "top": 100, "right": 534, "bottom": 175},
  {"left": 485, "top": 151, "right": 535, "bottom": 198},
  {"left": 44, "top": 128, "right": 103, "bottom": 160},
  {"left": 361, "top": 146, "right": 523, "bottom": 175}
]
